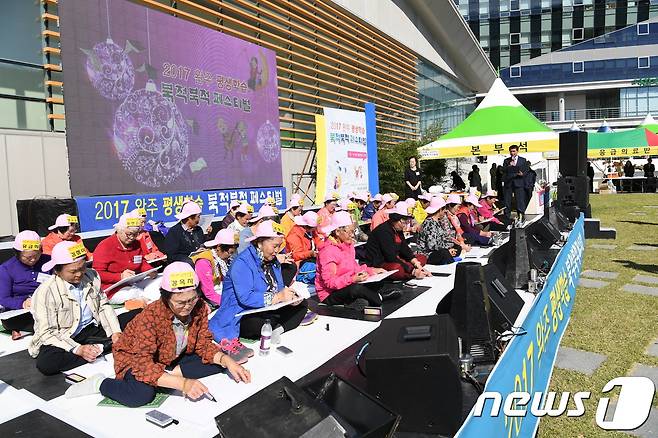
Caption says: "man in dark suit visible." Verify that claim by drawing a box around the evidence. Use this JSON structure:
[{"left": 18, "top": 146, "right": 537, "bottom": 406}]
[{"left": 502, "top": 145, "right": 530, "bottom": 220}]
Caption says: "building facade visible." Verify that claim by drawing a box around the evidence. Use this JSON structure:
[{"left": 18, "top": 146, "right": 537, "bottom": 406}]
[
  {"left": 499, "top": 17, "right": 658, "bottom": 131},
  {"left": 458, "top": 0, "right": 658, "bottom": 70},
  {"left": 0, "top": 0, "right": 493, "bottom": 237}
]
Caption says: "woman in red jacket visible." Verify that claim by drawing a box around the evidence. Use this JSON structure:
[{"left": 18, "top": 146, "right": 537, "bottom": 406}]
[{"left": 315, "top": 211, "right": 390, "bottom": 310}]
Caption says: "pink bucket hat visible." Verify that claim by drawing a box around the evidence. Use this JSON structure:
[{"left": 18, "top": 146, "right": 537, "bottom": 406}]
[
  {"left": 481, "top": 190, "right": 498, "bottom": 199},
  {"left": 464, "top": 194, "right": 481, "bottom": 207},
  {"left": 445, "top": 194, "right": 462, "bottom": 205},
  {"left": 236, "top": 203, "right": 254, "bottom": 215},
  {"left": 229, "top": 200, "right": 241, "bottom": 209},
  {"left": 249, "top": 205, "right": 279, "bottom": 223},
  {"left": 352, "top": 192, "right": 369, "bottom": 203},
  {"left": 321, "top": 211, "right": 353, "bottom": 235},
  {"left": 379, "top": 194, "right": 394, "bottom": 209},
  {"left": 204, "top": 229, "right": 239, "bottom": 247},
  {"left": 425, "top": 197, "right": 447, "bottom": 215},
  {"left": 115, "top": 211, "right": 142, "bottom": 229},
  {"left": 48, "top": 214, "right": 78, "bottom": 231},
  {"left": 245, "top": 220, "right": 285, "bottom": 242},
  {"left": 283, "top": 194, "right": 304, "bottom": 212},
  {"left": 388, "top": 202, "right": 412, "bottom": 217},
  {"left": 14, "top": 230, "right": 41, "bottom": 252},
  {"left": 42, "top": 240, "right": 87, "bottom": 272},
  {"left": 324, "top": 192, "right": 339, "bottom": 203},
  {"left": 373, "top": 194, "right": 383, "bottom": 202},
  {"left": 161, "top": 262, "right": 199, "bottom": 293},
  {"left": 418, "top": 193, "right": 432, "bottom": 202},
  {"left": 294, "top": 211, "right": 320, "bottom": 228},
  {"left": 175, "top": 201, "right": 202, "bottom": 220}
]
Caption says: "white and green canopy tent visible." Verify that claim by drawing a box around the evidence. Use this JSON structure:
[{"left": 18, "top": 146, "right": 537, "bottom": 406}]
[{"left": 417, "top": 78, "right": 559, "bottom": 160}]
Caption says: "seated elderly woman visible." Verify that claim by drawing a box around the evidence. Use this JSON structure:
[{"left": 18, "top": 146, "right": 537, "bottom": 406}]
[
  {"left": 227, "top": 202, "right": 254, "bottom": 234},
  {"left": 162, "top": 201, "right": 211, "bottom": 264},
  {"left": 0, "top": 231, "right": 51, "bottom": 334},
  {"left": 64, "top": 262, "right": 251, "bottom": 406},
  {"left": 41, "top": 214, "right": 91, "bottom": 260},
  {"left": 92, "top": 212, "right": 159, "bottom": 306},
  {"left": 370, "top": 194, "right": 396, "bottom": 231},
  {"left": 477, "top": 190, "right": 508, "bottom": 232},
  {"left": 238, "top": 205, "right": 297, "bottom": 286},
  {"left": 209, "top": 221, "right": 308, "bottom": 360},
  {"left": 285, "top": 211, "right": 320, "bottom": 284},
  {"left": 131, "top": 208, "right": 166, "bottom": 263},
  {"left": 316, "top": 211, "right": 391, "bottom": 310},
  {"left": 338, "top": 200, "right": 368, "bottom": 243},
  {"left": 362, "top": 202, "right": 432, "bottom": 281},
  {"left": 456, "top": 195, "right": 494, "bottom": 246},
  {"left": 416, "top": 197, "right": 461, "bottom": 265},
  {"left": 29, "top": 241, "right": 130, "bottom": 376},
  {"left": 362, "top": 193, "right": 382, "bottom": 221},
  {"left": 444, "top": 194, "right": 471, "bottom": 253},
  {"left": 219, "top": 200, "right": 241, "bottom": 230},
  {"left": 192, "top": 229, "right": 239, "bottom": 308},
  {"left": 279, "top": 194, "right": 304, "bottom": 237}
]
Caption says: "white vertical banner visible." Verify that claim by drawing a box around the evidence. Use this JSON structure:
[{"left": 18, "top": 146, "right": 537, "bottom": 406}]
[{"left": 316, "top": 107, "right": 369, "bottom": 203}]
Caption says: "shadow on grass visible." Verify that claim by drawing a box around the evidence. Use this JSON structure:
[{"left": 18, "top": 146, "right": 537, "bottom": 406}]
[
  {"left": 613, "top": 260, "right": 658, "bottom": 274},
  {"left": 619, "top": 220, "right": 658, "bottom": 226},
  {"left": 633, "top": 243, "right": 658, "bottom": 247}
]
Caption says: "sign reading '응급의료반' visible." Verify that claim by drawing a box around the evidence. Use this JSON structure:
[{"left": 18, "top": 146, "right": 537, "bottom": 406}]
[{"left": 59, "top": 0, "right": 282, "bottom": 196}]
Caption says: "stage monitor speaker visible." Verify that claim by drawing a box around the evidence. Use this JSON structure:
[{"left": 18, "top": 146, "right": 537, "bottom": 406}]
[
  {"left": 527, "top": 217, "right": 561, "bottom": 250},
  {"left": 549, "top": 204, "right": 572, "bottom": 231},
  {"left": 436, "top": 262, "right": 523, "bottom": 364},
  {"left": 557, "top": 176, "right": 591, "bottom": 218},
  {"left": 216, "top": 374, "right": 399, "bottom": 438},
  {"left": 559, "top": 131, "right": 588, "bottom": 177},
  {"left": 16, "top": 198, "right": 78, "bottom": 237},
  {"left": 505, "top": 227, "right": 530, "bottom": 289},
  {"left": 365, "top": 314, "right": 462, "bottom": 435}
]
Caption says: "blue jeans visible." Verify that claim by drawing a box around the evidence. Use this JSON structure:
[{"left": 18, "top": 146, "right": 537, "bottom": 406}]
[{"left": 99, "top": 354, "right": 223, "bottom": 407}]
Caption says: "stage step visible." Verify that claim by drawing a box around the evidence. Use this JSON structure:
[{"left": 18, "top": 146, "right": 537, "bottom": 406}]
[{"left": 584, "top": 218, "right": 616, "bottom": 240}]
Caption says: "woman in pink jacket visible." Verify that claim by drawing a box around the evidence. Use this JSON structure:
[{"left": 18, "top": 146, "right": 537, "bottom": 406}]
[{"left": 316, "top": 211, "right": 389, "bottom": 310}]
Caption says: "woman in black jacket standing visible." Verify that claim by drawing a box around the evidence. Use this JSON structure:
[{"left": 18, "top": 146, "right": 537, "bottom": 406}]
[{"left": 404, "top": 157, "right": 422, "bottom": 199}]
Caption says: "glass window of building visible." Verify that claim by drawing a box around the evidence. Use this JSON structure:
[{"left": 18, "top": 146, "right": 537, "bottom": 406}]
[
  {"left": 638, "top": 56, "right": 651, "bottom": 68},
  {"left": 638, "top": 23, "right": 650, "bottom": 35},
  {"left": 573, "top": 61, "right": 584, "bottom": 73}
]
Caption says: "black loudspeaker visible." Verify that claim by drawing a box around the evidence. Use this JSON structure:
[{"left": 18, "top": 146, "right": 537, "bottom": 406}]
[
  {"left": 365, "top": 315, "right": 462, "bottom": 435},
  {"left": 505, "top": 227, "right": 530, "bottom": 289},
  {"left": 559, "top": 131, "right": 588, "bottom": 177},
  {"left": 16, "top": 198, "right": 78, "bottom": 236},
  {"left": 527, "top": 217, "right": 561, "bottom": 250},
  {"left": 437, "top": 262, "right": 523, "bottom": 364},
  {"left": 549, "top": 204, "right": 572, "bottom": 231},
  {"left": 216, "top": 375, "right": 399, "bottom": 438},
  {"left": 557, "top": 176, "right": 591, "bottom": 218}
]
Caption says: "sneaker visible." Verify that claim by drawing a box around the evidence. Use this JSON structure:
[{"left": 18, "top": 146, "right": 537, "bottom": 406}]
[
  {"left": 345, "top": 298, "right": 369, "bottom": 312},
  {"left": 219, "top": 338, "right": 251, "bottom": 364},
  {"left": 300, "top": 311, "right": 318, "bottom": 326},
  {"left": 380, "top": 289, "right": 402, "bottom": 302}
]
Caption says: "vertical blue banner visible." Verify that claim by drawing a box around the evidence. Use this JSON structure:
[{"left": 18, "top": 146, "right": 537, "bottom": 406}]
[
  {"left": 365, "top": 102, "right": 380, "bottom": 195},
  {"left": 456, "top": 215, "right": 585, "bottom": 438}
]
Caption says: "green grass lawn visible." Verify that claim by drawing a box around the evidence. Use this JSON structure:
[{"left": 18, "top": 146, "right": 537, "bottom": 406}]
[{"left": 539, "top": 194, "right": 658, "bottom": 437}]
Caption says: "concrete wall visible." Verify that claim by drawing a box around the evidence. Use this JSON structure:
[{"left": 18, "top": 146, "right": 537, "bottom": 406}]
[
  {"left": 330, "top": 0, "right": 454, "bottom": 76},
  {"left": 0, "top": 128, "right": 314, "bottom": 238},
  {"left": 0, "top": 129, "right": 70, "bottom": 238}
]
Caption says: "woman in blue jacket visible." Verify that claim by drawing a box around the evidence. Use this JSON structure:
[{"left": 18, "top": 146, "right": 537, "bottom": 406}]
[{"left": 209, "top": 221, "right": 307, "bottom": 348}]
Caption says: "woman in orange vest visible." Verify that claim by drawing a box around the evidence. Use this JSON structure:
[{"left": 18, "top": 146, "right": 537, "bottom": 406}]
[{"left": 192, "top": 229, "right": 239, "bottom": 308}]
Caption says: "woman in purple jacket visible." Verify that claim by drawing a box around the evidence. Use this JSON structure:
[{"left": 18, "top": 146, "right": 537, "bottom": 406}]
[{"left": 0, "top": 230, "right": 51, "bottom": 333}]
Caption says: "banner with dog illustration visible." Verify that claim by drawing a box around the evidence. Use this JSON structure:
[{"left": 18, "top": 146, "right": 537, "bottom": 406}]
[
  {"left": 315, "top": 107, "right": 373, "bottom": 204},
  {"left": 59, "top": 0, "right": 282, "bottom": 196}
]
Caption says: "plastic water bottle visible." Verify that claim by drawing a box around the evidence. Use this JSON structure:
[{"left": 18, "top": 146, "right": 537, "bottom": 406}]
[{"left": 259, "top": 319, "right": 272, "bottom": 356}]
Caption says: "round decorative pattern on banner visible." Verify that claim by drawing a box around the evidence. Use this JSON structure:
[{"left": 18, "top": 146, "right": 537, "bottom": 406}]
[
  {"left": 256, "top": 120, "right": 280, "bottom": 163},
  {"left": 85, "top": 38, "right": 135, "bottom": 101},
  {"left": 113, "top": 80, "right": 189, "bottom": 187}
]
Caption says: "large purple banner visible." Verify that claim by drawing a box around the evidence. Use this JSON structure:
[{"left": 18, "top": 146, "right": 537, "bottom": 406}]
[{"left": 59, "top": 0, "right": 282, "bottom": 196}]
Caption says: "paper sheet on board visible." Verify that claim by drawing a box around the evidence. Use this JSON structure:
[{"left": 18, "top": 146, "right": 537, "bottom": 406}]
[
  {"left": 103, "top": 267, "right": 161, "bottom": 293},
  {"left": 360, "top": 269, "right": 398, "bottom": 283}
]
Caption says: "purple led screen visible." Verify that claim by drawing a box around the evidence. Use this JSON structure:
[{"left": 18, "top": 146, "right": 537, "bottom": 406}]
[{"left": 59, "top": 0, "right": 283, "bottom": 196}]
